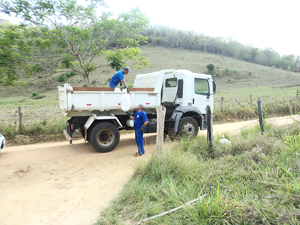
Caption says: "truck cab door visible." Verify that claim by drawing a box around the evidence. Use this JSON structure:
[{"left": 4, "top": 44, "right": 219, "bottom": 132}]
[
  {"left": 162, "top": 77, "right": 178, "bottom": 103},
  {"left": 193, "top": 77, "right": 213, "bottom": 112}
]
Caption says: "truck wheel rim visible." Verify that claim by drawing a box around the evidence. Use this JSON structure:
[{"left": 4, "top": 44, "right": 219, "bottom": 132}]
[
  {"left": 182, "top": 123, "right": 194, "bottom": 135},
  {"left": 97, "top": 129, "right": 114, "bottom": 146}
]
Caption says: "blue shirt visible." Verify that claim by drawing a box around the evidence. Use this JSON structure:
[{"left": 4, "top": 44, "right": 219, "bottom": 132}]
[
  {"left": 109, "top": 70, "right": 124, "bottom": 87},
  {"left": 133, "top": 110, "right": 148, "bottom": 130}
]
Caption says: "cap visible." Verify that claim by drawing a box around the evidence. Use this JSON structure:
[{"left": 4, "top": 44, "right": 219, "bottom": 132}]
[
  {"left": 124, "top": 67, "right": 130, "bottom": 73},
  {"left": 139, "top": 103, "right": 145, "bottom": 109}
]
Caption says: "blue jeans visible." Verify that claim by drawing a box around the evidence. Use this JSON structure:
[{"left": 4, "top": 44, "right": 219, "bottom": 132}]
[{"left": 135, "top": 129, "right": 145, "bottom": 155}]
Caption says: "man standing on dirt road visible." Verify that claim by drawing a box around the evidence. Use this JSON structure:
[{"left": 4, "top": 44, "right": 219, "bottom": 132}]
[
  {"left": 109, "top": 67, "right": 130, "bottom": 88},
  {"left": 128, "top": 103, "right": 148, "bottom": 157}
]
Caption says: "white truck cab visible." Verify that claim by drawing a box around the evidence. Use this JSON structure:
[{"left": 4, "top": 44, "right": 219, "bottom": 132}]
[{"left": 59, "top": 69, "right": 216, "bottom": 152}]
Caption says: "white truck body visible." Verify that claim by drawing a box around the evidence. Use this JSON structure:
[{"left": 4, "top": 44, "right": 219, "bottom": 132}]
[
  {"left": 58, "top": 69, "right": 214, "bottom": 115},
  {"left": 58, "top": 69, "right": 216, "bottom": 152}
]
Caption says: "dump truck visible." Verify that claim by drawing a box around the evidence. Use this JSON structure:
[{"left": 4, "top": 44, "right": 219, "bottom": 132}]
[{"left": 58, "top": 69, "right": 216, "bottom": 152}]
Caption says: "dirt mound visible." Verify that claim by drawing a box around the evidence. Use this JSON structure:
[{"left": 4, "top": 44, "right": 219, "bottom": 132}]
[{"left": 14, "top": 135, "right": 31, "bottom": 145}]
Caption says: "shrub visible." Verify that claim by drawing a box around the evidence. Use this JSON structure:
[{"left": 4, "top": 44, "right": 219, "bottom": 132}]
[
  {"left": 206, "top": 63, "right": 215, "bottom": 75},
  {"left": 31, "top": 92, "right": 38, "bottom": 97},
  {"left": 66, "top": 71, "right": 75, "bottom": 77},
  {"left": 32, "top": 95, "right": 46, "bottom": 99},
  {"left": 57, "top": 75, "right": 66, "bottom": 82},
  {"left": 0, "top": 124, "right": 18, "bottom": 140}
]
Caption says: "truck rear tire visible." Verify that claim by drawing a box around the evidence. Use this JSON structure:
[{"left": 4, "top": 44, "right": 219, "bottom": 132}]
[
  {"left": 178, "top": 117, "right": 199, "bottom": 138},
  {"left": 90, "top": 122, "right": 120, "bottom": 152}
]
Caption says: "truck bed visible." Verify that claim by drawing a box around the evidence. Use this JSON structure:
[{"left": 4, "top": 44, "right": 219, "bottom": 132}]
[
  {"left": 58, "top": 84, "right": 160, "bottom": 114},
  {"left": 72, "top": 87, "right": 155, "bottom": 92},
  {"left": 58, "top": 70, "right": 176, "bottom": 115}
]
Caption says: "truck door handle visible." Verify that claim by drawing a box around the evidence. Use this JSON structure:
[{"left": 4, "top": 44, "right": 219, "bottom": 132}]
[{"left": 193, "top": 98, "right": 194, "bottom": 104}]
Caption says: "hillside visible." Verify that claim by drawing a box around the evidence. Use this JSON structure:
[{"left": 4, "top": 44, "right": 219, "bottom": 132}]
[{"left": 1, "top": 45, "right": 300, "bottom": 100}]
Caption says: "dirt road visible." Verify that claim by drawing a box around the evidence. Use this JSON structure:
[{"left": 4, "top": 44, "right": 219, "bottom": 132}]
[{"left": 1, "top": 115, "right": 299, "bottom": 225}]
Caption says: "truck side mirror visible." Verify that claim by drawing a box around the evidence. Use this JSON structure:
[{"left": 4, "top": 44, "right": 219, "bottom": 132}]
[
  {"left": 213, "top": 79, "right": 216, "bottom": 94},
  {"left": 177, "top": 79, "right": 183, "bottom": 98}
]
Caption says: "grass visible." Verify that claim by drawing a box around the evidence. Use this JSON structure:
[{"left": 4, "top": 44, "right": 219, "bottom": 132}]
[
  {"left": 213, "top": 98, "right": 300, "bottom": 123},
  {"left": 0, "top": 117, "right": 67, "bottom": 143},
  {"left": 0, "top": 93, "right": 67, "bottom": 143},
  {"left": 97, "top": 121, "right": 300, "bottom": 224}
]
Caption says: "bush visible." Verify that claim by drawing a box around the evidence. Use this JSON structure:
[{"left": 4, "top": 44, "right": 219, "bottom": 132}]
[
  {"left": 32, "top": 95, "right": 46, "bottom": 99},
  {"left": 57, "top": 75, "right": 66, "bottom": 82},
  {"left": 66, "top": 71, "right": 75, "bottom": 77},
  {"left": 31, "top": 92, "right": 38, "bottom": 97},
  {"left": 206, "top": 63, "right": 215, "bottom": 75},
  {"left": 0, "top": 123, "right": 18, "bottom": 140},
  {"left": 83, "top": 83, "right": 87, "bottom": 87}
]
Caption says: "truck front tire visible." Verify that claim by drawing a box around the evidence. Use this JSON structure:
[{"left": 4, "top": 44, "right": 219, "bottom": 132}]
[
  {"left": 90, "top": 122, "right": 120, "bottom": 152},
  {"left": 178, "top": 117, "right": 199, "bottom": 138}
]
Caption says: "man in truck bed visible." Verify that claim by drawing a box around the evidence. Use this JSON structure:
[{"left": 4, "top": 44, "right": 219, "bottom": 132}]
[{"left": 109, "top": 67, "right": 130, "bottom": 88}]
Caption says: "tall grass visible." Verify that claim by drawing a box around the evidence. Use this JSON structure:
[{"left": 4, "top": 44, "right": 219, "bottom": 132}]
[
  {"left": 0, "top": 118, "right": 67, "bottom": 141},
  {"left": 97, "top": 122, "right": 300, "bottom": 224}
]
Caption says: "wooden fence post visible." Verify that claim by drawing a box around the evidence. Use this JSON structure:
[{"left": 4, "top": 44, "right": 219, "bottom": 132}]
[
  {"left": 206, "top": 105, "right": 214, "bottom": 158},
  {"left": 18, "top": 107, "right": 22, "bottom": 132},
  {"left": 258, "top": 98, "right": 264, "bottom": 135},
  {"left": 221, "top": 97, "right": 224, "bottom": 112},
  {"left": 156, "top": 105, "right": 166, "bottom": 153},
  {"left": 270, "top": 92, "right": 272, "bottom": 103},
  {"left": 250, "top": 94, "right": 253, "bottom": 107},
  {"left": 232, "top": 96, "right": 235, "bottom": 109}
]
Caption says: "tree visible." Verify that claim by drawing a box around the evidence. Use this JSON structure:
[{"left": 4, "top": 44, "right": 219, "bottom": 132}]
[
  {"left": 0, "top": 22, "right": 33, "bottom": 85},
  {"left": 206, "top": 63, "right": 215, "bottom": 75},
  {"left": 0, "top": 0, "right": 150, "bottom": 86}
]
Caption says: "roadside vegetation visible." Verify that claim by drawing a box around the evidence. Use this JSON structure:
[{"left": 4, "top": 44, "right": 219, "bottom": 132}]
[
  {"left": 97, "top": 121, "right": 300, "bottom": 224},
  {"left": 0, "top": 94, "right": 68, "bottom": 144}
]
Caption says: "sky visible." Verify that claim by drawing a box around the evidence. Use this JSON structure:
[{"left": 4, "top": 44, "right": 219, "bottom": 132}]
[{"left": 1, "top": 0, "right": 299, "bottom": 56}]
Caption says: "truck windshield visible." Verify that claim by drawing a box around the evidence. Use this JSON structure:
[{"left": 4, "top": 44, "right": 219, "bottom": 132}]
[{"left": 194, "top": 78, "right": 209, "bottom": 95}]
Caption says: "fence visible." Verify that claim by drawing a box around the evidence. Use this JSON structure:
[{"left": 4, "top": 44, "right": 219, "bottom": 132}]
[
  {"left": 216, "top": 91, "right": 300, "bottom": 112},
  {"left": 213, "top": 91, "right": 300, "bottom": 122}
]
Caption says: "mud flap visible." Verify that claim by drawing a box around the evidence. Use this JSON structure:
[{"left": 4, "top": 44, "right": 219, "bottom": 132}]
[{"left": 64, "top": 130, "right": 72, "bottom": 144}]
